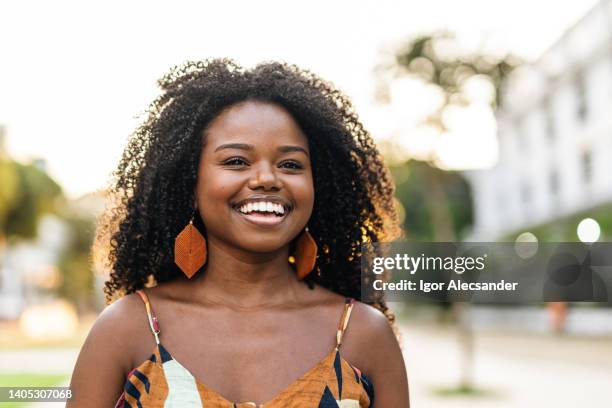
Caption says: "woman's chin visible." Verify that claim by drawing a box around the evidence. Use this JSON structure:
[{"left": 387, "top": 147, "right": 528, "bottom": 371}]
[{"left": 236, "top": 238, "right": 291, "bottom": 255}]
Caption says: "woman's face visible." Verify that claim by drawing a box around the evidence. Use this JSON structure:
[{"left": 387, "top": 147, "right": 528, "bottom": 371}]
[{"left": 196, "top": 100, "right": 314, "bottom": 254}]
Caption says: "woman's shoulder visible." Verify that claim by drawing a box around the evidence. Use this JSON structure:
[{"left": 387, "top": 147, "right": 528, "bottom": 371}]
[
  {"left": 350, "top": 300, "right": 393, "bottom": 331},
  {"left": 86, "top": 290, "right": 158, "bottom": 371},
  {"left": 307, "top": 283, "right": 391, "bottom": 324},
  {"left": 346, "top": 301, "right": 410, "bottom": 405},
  {"left": 347, "top": 300, "right": 395, "bottom": 343},
  {"left": 68, "top": 290, "right": 158, "bottom": 406},
  {"left": 97, "top": 289, "right": 153, "bottom": 329},
  {"left": 337, "top": 298, "right": 399, "bottom": 374}
]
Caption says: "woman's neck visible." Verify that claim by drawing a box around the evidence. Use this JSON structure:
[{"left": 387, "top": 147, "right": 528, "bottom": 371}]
[{"left": 185, "top": 236, "right": 304, "bottom": 309}]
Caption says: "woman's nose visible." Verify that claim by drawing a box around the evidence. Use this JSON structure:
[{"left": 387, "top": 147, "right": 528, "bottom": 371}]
[{"left": 248, "top": 162, "right": 281, "bottom": 190}]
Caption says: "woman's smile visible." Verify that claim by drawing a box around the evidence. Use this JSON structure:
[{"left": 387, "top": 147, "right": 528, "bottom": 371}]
[
  {"left": 231, "top": 197, "right": 292, "bottom": 228},
  {"left": 234, "top": 206, "right": 288, "bottom": 227}
]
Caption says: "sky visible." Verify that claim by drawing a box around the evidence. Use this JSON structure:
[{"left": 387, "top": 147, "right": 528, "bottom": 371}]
[{"left": 0, "top": 0, "right": 600, "bottom": 199}]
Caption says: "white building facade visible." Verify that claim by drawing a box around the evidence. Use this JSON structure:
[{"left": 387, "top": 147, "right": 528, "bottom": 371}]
[
  {"left": 0, "top": 215, "right": 70, "bottom": 319},
  {"left": 467, "top": 0, "right": 612, "bottom": 240}
]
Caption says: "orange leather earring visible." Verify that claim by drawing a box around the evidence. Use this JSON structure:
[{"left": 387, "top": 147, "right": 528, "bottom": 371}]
[
  {"left": 174, "top": 210, "right": 207, "bottom": 279},
  {"left": 294, "top": 226, "right": 318, "bottom": 279}
]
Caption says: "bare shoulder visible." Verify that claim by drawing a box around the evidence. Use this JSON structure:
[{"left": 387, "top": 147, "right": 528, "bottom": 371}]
[
  {"left": 342, "top": 301, "right": 411, "bottom": 407},
  {"left": 351, "top": 301, "right": 394, "bottom": 331},
  {"left": 345, "top": 301, "right": 399, "bottom": 360},
  {"left": 98, "top": 292, "right": 154, "bottom": 355},
  {"left": 67, "top": 291, "right": 151, "bottom": 407},
  {"left": 81, "top": 292, "right": 148, "bottom": 370}
]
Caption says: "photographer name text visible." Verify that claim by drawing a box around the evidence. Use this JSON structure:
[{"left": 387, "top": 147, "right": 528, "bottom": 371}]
[{"left": 373, "top": 279, "right": 518, "bottom": 292}]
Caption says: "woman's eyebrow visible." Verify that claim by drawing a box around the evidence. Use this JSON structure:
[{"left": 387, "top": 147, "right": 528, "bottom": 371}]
[
  {"left": 277, "top": 145, "right": 309, "bottom": 156},
  {"left": 214, "top": 143, "right": 309, "bottom": 156},
  {"left": 214, "top": 143, "right": 253, "bottom": 152}
]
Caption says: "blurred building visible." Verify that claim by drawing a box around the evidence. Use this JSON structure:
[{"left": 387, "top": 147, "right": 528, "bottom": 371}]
[
  {"left": 467, "top": 0, "right": 612, "bottom": 240},
  {"left": 0, "top": 215, "right": 70, "bottom": 319}
]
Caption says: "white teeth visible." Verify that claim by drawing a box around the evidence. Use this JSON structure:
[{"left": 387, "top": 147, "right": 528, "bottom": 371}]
[{"left": 237, "top": 201, "right": 287, "bottom": 215}]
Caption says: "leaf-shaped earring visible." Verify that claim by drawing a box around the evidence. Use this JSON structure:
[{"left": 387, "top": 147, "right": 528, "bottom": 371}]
[
  {"left": 174, "top": 211, "right": 207, "bottom": 279},
  {"left": 295, "top": 226, "right": 318, "bottom": 279}
]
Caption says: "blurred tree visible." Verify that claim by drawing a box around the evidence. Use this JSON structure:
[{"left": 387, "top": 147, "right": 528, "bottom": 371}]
[
  {"left": 0, "top": 156, "right": 96, "bottom": 313},
  {"left": 380, "top": 31, "right": 520, "bottom": 241},
  {"left": 57, "top": 212, "right": 96, "bottom": 314},
  {"left": 391, "top": 160, "right": 473, "bottom": 241},
  {"left": 379, "top": 32, "right": 521, "bottom": 394},
  {"left": 386, "top": 32, "right": 520, "bottom": 129},
  {"left": 502, "top": 202, "right": 612, "bottom": 241},
  {"left": 0, "top": 160, "right": 63, "bottom": 241},
  {"left": 0, "top": 159, "right": 20, "bottom": 238}
]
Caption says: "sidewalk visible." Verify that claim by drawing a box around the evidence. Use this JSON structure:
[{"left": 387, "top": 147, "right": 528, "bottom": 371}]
[
  {"left": 0, "top": 348, "right": 79, "bottom": 375},
  {"left": 401, "top": 321, "right": 612, "bottom": 407}
]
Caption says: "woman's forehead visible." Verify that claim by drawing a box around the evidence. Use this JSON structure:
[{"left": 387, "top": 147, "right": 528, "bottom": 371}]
[{"left": 204, "top": 100, "right": 309, "bottom": 150}]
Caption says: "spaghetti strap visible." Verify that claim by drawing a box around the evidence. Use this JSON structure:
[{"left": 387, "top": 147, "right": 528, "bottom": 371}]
[
  {"left": 136, "top": 289, "right": 160, "bottom": 345},
  {"left": 335, "top": 297, "right": 355, "bottom": 350}
]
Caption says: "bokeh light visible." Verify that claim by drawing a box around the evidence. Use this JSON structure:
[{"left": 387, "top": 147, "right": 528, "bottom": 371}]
[
  {"left": 514, "top": 231, "right": 538, "bottom": 259},
  {"left": 577, "top": 218, "right": 600, "bottom": 243},
  {"left": 19, "top": 300, "right": 78, "bottom": 340}
]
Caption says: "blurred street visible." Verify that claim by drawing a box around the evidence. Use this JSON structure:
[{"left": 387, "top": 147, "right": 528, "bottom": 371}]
[
  {"left": 402, "top": 321, "right": 612, "bottom": 407},
  {"left": 0, "top": 348, "right": 79, "bottom": 375}
]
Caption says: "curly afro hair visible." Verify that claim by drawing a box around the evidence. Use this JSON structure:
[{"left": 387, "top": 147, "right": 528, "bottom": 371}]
[{"left": 96, "top": 58, "right": 402, "bottom": 323}]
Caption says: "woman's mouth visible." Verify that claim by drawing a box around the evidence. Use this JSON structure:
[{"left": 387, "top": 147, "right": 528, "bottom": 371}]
[{"left": 232, "top": 202, "right": 291, "bottom": 227}]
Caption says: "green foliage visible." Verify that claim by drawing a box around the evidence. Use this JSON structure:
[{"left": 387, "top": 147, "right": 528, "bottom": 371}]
[
  {"left": 432, "top": 384, "right": 499, "bottom": 398},
  {"left": 0, "top": 159, "right": 19, "bottom": 232},
  {"left": 1, "top": 161, "right": 63, "bottom": 240},
  {"left": 0, "top": 373, "right": 69, "bottom": 408},
  {"left": 0, "top": 156, "right": 96, "bottom": 312},
  {"left": 0, "top": 372, "right": 68, "bottom": 387},
  {"left": 56, "top": 213, "right": 96, "bottom": 313},
  {"left": 392, "top": 160, "right": 473, "bottom": 241},
  {"left": 502, "top": 202, "right": 612, "bottom": 241}
]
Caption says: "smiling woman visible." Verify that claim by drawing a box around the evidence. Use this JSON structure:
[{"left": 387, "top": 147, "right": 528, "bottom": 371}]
[
  {"left": 67, "top": 59, "right": 409, "bottom": 407},
  {"left": 199, "top": 102, "right": 314, "bottom": 253}
]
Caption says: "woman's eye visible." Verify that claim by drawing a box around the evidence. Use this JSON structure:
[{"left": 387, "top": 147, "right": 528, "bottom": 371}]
[
  {"left": 280, "top": 161, "right": 303, "bottom": 170},
  {"left": 223, "top": 157, "right": 248, "bottom": 166}
]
